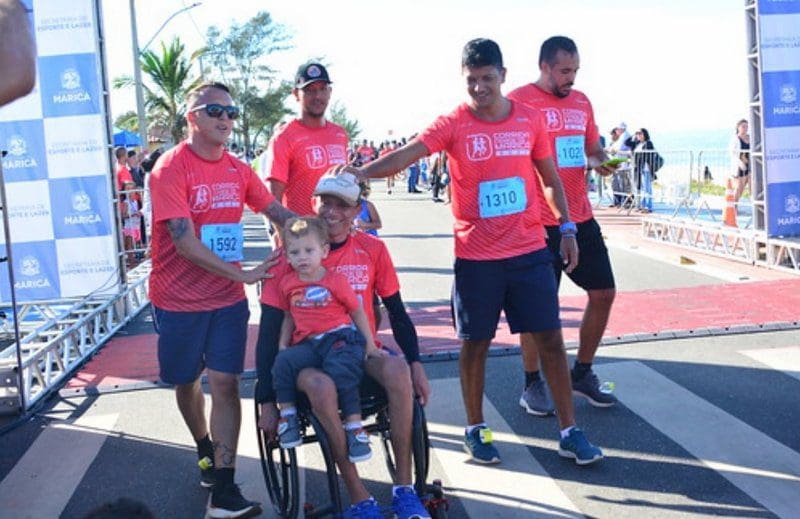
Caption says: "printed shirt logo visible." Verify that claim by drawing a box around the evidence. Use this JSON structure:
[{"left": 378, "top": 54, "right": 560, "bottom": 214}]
[
  {"left": 190, "top": 185, "right": 212, "bottom": 212},
  {"left": 290, "top": 285, "right": 332, "bottom": 308},
  {"left": 780, "top": 84, "right": 797, "bottom": 105},
  {"left": 72, "top": 191, "right": 91, "bottom": 212},
  {"left": 562, "top": 108, "right": 588, "bottom": 131},
  {"left": 305, "top": 145, "right": 327, "bottom": 168},
  {"left": 326, "top": 144, "right": 346, "bottom": 165},
  {"left": 61, "top": 68, "right": 81, "bottom": 90},
  {"left": 493, "top": 132, "right": 531, "bottom": 157},
  {"left": 542, "top": 108, "right": 563, "bottom": 131},
  {"left": 786, "top": 194, "right": 800, "bottom": 214},
  {"left": 7, "top": 135, "right": 27, "bottom": 156},
  {"left": 20, "top": 256, "right": 40, "bottom": 277},
  {"left": 466, "top": 134, "right": 493, "bottom": 161}
]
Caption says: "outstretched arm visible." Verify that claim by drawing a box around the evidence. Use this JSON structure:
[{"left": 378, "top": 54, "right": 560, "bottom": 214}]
[{"left": 0, "top": 0, "right": 36, "bottom": 107}]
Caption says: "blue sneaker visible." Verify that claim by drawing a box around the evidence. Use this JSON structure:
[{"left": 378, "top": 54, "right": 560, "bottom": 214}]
[
  {"left": 558, "top": 427, "right": 603, "bottom": 466},
  {"left": 572, "top": 368, "right": 618, "bottom": 407},
  {"left": 463, "top": 426, "right": 501, "bottom": 464},
  {"left": 392, "top": 487, "right": 431, "bottom": 519},
  {"left": 278, "top": 414, "right": 302, "bottom": 449},
  {"left": 345, "top": 497, "right": 382, "bottom": 518}
]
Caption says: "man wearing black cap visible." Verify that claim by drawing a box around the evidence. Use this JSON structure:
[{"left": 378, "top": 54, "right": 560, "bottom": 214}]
[{"left": 259, "top": 62, "right": 349, "bottom": 219}]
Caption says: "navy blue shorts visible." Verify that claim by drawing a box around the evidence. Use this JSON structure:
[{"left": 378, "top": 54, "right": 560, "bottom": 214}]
[
  {"left": 451, "top": 248, "right": 561, "bottom": 341},
  {"left": 546, "top": 218, "right": 616, "bottom": 291},
  {"left": 153, "top": 299, "right": 250, "bottom": 385}
]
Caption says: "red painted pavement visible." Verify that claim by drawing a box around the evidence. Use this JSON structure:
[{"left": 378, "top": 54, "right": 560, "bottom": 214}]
[{"left": 64, "top": 279, "right": 800, "bottom": 392}]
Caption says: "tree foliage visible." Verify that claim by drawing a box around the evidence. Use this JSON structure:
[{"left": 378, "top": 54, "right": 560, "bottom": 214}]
[
  {"left": 114, "top": 110, "right": 139, "bottom": 132},
  {"left": 205, "top": 11, "right": 293, "bottom": 153},
  {"left": 113, "top": 37, "right": 202, "bottom": 145},
  {"left": 329, "top": 101, "right": 361, "bottom": 141}
]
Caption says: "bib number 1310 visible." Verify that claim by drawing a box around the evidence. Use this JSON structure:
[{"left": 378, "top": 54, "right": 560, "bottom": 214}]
[{"left": 478, "top": 176, "right": 527, "bottom": 218}]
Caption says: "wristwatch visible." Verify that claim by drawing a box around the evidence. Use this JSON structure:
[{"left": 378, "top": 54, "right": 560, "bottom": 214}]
[{"left": 559, "top": 221, "right": 577, "bottom": 235}]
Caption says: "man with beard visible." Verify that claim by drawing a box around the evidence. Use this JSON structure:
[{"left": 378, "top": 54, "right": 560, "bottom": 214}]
[
  {"left": 260, "top": 63, "right": 348, "bottom": 220},
  {"left": 508, "top": 36, "right": 620, "bottom": 417}
]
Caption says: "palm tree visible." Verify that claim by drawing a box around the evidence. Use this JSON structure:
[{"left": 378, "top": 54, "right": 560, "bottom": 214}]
[{"left": 113, "top": 37, "right": 203, "bottom": 145}]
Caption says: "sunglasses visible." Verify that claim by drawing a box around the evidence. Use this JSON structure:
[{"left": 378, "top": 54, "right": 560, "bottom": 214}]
[{"left": 190, "top": 103, "right": 240, "bottom": 120}]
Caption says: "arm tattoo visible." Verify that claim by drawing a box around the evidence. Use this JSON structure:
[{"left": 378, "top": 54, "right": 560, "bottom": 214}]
[
  {"left": 166, "top": 217, "right": 190, "bottom": 242},
  {"left": 263, "top": 201, "right": 296, "bottom": 227}
]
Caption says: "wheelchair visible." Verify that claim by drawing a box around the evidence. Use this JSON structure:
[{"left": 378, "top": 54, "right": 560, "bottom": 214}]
[{"left": 255, "top": 377, "right": 448, "bottom": 518}]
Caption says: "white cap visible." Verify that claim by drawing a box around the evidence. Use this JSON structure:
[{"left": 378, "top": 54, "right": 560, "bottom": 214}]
[
  {"left": 313, "top": 172, "right": 361, "bottom": 207},
  {"left": 616, "top": 122, "right": 627, "bottom": 130}
]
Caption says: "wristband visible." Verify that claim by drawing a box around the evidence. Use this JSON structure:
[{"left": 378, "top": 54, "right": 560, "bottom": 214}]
[{"left": 559, "top": 221, "right": 577, "bottom": 235}]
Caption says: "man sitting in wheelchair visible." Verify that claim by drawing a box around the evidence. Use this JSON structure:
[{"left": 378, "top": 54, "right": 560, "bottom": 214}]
[
  {"left": 256, "top": 173, "right": 432, "bottom": 518},
  {"left": 272, "top": 216, "right": 387, "bottom": 463}
]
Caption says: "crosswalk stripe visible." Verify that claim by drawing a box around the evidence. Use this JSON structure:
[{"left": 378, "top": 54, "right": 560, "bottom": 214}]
[
  {"left": 596, "top": 361, "right": 800, "bottom": 519},
  {"left": 426, "top": 378, "right": 583, "bottom": 518},
  {"left": 0, "top": 413, "right": 119, "bottom": 519},
  {"left": 740, "top": 346, "right": 800, "bottom": 383}
]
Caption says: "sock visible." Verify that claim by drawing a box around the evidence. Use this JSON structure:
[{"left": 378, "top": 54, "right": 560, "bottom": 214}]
[
  {"left": 195, "top": 434, "right": 214, "bottom": 461},
  {"left": 560, "top": 426, "right": 576, "bottom": 439},
  {"left": 525, "top": 370, "right": 541, "bottom": 388},
  {"left": 344, "top": 421, "right": 363, "bottom": 431},
  {"left": 215, "top": 467, "right": 234, "bottom": 487},
  {"left": 280, "top": 407, "right": 297, "bottom": 418},
  {"left": 393, "top": 484, "right": 414, "bottom": 497},
  {"left": 573, "top": 361, "right": 592, "bottom": 381},
  {"left": 465, "top": 423, "right": 487, "bottom": 434}
]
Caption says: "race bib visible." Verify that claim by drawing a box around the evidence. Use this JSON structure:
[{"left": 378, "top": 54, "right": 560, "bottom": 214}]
[
  {"left": 555, "top": 135, "right": 586, "bottom": 168},
  {"left": 478, "top": 176, "right": 526, "bottom": 218},
  {"left": 201, "top": 223, "right": 244, "bottom": 262}
]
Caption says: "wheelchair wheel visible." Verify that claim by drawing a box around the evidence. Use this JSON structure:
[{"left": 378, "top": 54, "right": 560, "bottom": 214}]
[{"left": 254, "top": 396, "right": 300, "bottom": 518}]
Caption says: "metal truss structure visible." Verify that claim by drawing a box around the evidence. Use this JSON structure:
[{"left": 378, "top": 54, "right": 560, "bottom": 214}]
[
  {"left": 640, "top": 2, "right": 800, "bottom": 275},
  {"left": 0, "top": 261, "right": 151, "bottom": 413}
]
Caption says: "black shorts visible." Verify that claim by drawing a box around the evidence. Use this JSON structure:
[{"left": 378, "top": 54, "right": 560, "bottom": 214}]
[
  {"left": 546, "top": 218, "right": 616, "bottom": 291},
  {"left": 451, "top": 248, "right": 561, "bottom": 341}
]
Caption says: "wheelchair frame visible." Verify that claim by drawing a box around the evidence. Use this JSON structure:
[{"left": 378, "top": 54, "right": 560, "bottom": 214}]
[{"left": 255, "top": 380, "right": 448, "bottom": 518}]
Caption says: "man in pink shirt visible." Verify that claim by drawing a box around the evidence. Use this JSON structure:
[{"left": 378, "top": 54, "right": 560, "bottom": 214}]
[
  {"left": 260, "top": 63, "right": 348, "bottom": 218},
  {"left": 349, "top": 38, "right": 603, "bottom": 466},
  {"left": 508, "top": 36, "right": 619, "bottom": 417},
  {"left": 149, "top": 82, "right": 294, "bottom": 518}
]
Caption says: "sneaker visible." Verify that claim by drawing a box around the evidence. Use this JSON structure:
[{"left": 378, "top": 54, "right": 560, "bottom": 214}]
[
  {"left": 207, "top": 483, "right": 262, "bottom": 518},
  {"left": 198, "top": 456, "right": 215, "bottom": 488},
  {"left": 277, "top": 414, "right": 302, "bottom": 448},
  {"left": 346, "top": 427, "right": 372, "bottom": 463},
  {"left": 345, "top": 497, "right": 382, "bottom": 518},
  {"left": 558, "top": 427, "right": 603, "bottom": 466},
  {"left": 519, "top": 379, "right": 555, "bottom": 416},
  {"left": 572, "top": 369, "right": 618, "bottom": 407},
  {"left": 463, "top": 426, "right": 501, "bottom": 464},
  {"left": 392, "top": 487, "right": 431, "bottom": 519}
]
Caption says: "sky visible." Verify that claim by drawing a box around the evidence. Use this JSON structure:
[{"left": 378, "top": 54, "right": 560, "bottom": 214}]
[{"left": 103, "top": 0, "right": 751, "bottom": 147}]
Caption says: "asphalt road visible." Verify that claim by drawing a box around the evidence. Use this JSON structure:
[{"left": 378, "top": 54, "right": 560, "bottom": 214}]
[{"left": 0, "top": 183, "right": 798, "bottom": 519}]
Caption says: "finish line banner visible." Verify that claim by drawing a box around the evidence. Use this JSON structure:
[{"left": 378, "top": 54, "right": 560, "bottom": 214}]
[
  {"left": 0, "top": 0, "right": 118, "bottom": 303},
  {"left": 759, "top": 0, "right": 800, "bottom": 237}
]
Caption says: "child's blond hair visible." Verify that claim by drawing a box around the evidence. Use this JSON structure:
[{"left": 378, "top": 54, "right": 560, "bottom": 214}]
[{"left": 281, "top": 216, "right": 329, "bottom": 248}]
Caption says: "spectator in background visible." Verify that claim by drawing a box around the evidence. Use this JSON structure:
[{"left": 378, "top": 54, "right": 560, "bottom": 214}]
[
  {"left": 606, "top": 123, "right": 632, "bottom": 208},
  {"left": 729, "top": 118, "right": 750, "bottom": 204},
  {"left": 114, "top": 147, "right": 134, "bottom": 193},
  {"left": 633, "top": 128, "right": 656, "bottom": 214},
  {"left": 354, "top": 182, "right": 382, "bottom": 236}
]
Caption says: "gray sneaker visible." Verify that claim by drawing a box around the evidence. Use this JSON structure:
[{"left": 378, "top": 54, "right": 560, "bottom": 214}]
[
  {"left": 519, "top": 379, "right": 555, "bottom": 416},
  {"left": 346, "top": 427, "right": 372, "bottom": 463},
  {"left": 278, "top": 414, "right": 302, "bottom": 449},
  {"left": 572, "top": 369, "right": 618, "bottom": 407}
]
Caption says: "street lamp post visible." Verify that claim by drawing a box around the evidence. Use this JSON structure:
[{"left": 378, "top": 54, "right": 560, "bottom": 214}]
[{"left": 128, "top": 1, "right": 202, "bottom": 151}]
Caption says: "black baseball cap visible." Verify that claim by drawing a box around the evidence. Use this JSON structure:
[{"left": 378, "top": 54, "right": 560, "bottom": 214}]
[{"left": 295, "top": 63, "right": 331, "bottom": 89}]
